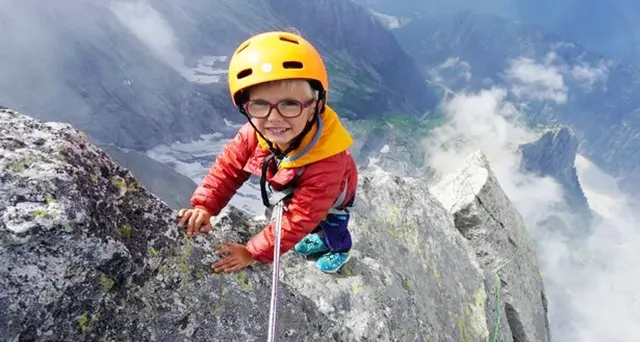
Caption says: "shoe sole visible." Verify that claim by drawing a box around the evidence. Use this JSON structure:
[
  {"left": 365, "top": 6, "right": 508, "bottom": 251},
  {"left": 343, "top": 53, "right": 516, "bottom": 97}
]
[
  {"left": 295, "top": 247, "right": 330, "bottom": 256},
  {"left": 317, "top": 253, "right": 351, "bottom": 274}
]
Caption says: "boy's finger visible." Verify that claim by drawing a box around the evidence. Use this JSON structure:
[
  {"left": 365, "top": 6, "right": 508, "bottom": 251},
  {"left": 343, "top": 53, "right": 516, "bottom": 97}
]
[
  {"left": 189, "top": 212, "right": 207, "bottom": 235},
  {"left": 194, "top": 214, "right": 206, "bottom": 233},
  {"left": 187, "top": 213, "right": 199, "bottom": 236},
  {"left": 178, "top": 210, "right": 191, "bottom": 226},
  {"left": 212, "top": 256, "right": 235, "bottom": 271},
  {"left": 224, "top": 261, "right": 242, "bottom": 273}
]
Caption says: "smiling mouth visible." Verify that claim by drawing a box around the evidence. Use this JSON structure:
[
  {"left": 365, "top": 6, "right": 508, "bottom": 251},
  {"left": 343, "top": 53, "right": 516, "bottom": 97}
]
[{"left": 266, "top": 127, "right": 290, "bottom": 134}]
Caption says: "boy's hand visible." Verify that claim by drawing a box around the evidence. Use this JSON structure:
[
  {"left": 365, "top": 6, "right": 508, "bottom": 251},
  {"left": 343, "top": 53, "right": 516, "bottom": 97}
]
[
  {"left": 177, "top": 207, "right": 212, "bottom": 236},
  {"left": 212, "top": 242, "right": 256, "bottom": 273}
]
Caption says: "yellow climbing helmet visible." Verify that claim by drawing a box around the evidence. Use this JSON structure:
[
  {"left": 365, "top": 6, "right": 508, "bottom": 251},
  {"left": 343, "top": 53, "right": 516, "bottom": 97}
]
[{"left": 227, "top": 31, "right": 329, "bottom": 106}]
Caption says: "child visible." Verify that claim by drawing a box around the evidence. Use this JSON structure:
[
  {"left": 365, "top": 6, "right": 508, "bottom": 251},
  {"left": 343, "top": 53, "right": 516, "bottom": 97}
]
[{"left": 177, "top": 31, "right": 358, "bottom": 274}]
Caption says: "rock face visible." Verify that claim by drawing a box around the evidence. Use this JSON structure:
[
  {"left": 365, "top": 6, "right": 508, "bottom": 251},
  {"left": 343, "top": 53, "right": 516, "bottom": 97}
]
[
  {"left": 519, "top": 127, "right": 592, "bottom": 223},
  {"left": 431, "top": 152, "right": 551, "bottom": 342},
  {"left": 1, "top": 108, "right": 549, "bottom": 341}
]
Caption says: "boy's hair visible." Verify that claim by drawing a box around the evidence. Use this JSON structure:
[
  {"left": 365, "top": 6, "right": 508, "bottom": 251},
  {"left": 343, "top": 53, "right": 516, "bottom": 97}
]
[{"left": 250, "top": 79, "right": 319, "bottom": 101}]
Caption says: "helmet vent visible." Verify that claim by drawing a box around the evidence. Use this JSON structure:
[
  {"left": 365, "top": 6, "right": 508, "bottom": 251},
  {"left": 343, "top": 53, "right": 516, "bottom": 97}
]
[
  {"left": 236, "top": 42, "right": 250, "bottom": 55},
  {"left": 237, "top": 68, "right": 253, "bottom": 79},
  {"left": 283, "top": 61, "right": 303, "bottom": 69},
  {"left": 279, "top": 36, "right": 299, "bottom": 44}
]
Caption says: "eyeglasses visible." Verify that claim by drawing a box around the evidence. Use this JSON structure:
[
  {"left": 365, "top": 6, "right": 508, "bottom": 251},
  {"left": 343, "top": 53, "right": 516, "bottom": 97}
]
[{"left": 243, "top": 99, "right": 315, "bottom": 119}]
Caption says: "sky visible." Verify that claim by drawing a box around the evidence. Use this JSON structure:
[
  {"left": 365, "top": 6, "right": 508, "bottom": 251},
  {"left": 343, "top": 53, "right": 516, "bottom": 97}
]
[{"left": 421, "top": 51, "right": 639, "bottom": 342}]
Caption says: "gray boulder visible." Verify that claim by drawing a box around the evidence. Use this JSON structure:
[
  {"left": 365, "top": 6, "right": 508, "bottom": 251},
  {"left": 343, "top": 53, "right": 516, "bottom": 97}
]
[{"left": 1, "top": 107, "right": 549, "bottom": 341}]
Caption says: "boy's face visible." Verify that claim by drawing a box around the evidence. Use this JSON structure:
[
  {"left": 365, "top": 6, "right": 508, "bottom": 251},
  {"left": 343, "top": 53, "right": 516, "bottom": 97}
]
[{"left": 247, "top": 80, "right": 317, "bottom": 149}]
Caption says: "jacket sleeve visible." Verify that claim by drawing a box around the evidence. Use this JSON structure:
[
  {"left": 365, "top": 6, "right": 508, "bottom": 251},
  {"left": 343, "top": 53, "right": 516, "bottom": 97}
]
[
  {"left": 189, "top": 124, "right": 254, "bottom": 216},
  {"left": 246, "top": 155, "right": 344, "bottom": 263}
]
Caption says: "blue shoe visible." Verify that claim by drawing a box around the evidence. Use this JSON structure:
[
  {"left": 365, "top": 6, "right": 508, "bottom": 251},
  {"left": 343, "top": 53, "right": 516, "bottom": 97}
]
[
  {"left": 316, "top": 251, "right": 351, "bottom": 273},
  {"left": 294, "top": 233, "right": 330, "bottom": 256}
]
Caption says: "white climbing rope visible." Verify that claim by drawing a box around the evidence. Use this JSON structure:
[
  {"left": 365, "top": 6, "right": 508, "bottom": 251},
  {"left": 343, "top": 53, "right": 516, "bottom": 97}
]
[{"left": 267, "top": 200, "right": 285, "bottom": 342}]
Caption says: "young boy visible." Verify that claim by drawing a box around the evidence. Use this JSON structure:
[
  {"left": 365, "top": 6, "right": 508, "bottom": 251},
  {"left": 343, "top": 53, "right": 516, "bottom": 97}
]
[{"left": 177, "top": 31, "right": 358, "bottom": 274}]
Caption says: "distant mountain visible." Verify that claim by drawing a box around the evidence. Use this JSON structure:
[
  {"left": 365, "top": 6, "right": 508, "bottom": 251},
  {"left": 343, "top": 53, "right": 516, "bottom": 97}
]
[
  {"left": 0, "top": 0, "right": 437, "bottom": 151},
  {"left": 392, "top": 10, "right": 640, "bottom": 201},
  {"left": 352, "top": 0, "right": 640, "bottom": 62},
  {"left": 519, "top": 127, "right": 593, "bottom": 238},
  {"left": 519, "top": 127, "right": 591, "bottom": 218}
]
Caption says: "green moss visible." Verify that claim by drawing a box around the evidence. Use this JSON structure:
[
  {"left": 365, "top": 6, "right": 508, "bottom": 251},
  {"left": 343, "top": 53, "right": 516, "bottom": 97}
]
[
  {"left": 111, "top": 176, "right": 126, "bottom": 190},
  {"left": 173, "top": 234, "right": 195, "bottom": 284},
  {"left": 456, "top": 316, "right": 471, "bottom": 342},
  {"left": 351, "top": 282, "right": 362, "bottom": 294},
  {"left": 210, "top": 303, "right": 222, "bottom": 317},
  {"left": 195, "top": 268, "right": 208, "bottom": 280},
  {"left": 451, "top": 288, "right": 490, "bottom": 342},
  {"left": 77, "top": 312, "right": 90, "bottom": 332},
  {"left": 118, "top": 224, "right": 132, "bottom": 238},
  {"left": 90, "top": 174, "right": 99, "bottom": 184},
  {"left": 339, "top": 265, "right": 354, "bottom": 276},
  {"left": 44, "top": 193, "right": 56, "bottom": 204},
  {"left": 77, "top": 310, "right": 100, "bottom": 333},
  {"left": 433, "top": 267, "right": 442, "bottom": 284},
  {"left": 384, "top": 205, "right": 425, "bottom": 254},
  {"left": 236, "top": 270, "right": 253, "bottom": 292},
  {"left": 99, "top": 272, "right": 115, "bottom": 291},
  {"left": 402, "top": 278, "right": 414, "bottom": 291},
  {"left": 32, "top": 208, "right": 49, "bottom": 218},
  {"left": 8, "top": 156, "right": 35, "bottom": 172},
  {"left": 467, "top": 288, "right": 490, "bottom": 341},
  {"left": 148, "top": 246, "right": 159, "bottom": 256}
]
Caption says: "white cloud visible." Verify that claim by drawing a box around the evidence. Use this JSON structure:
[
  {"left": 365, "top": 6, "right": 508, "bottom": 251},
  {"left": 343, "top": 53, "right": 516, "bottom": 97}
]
[
  {"left": 421, "top": 58, "right": 640, "bottom": 341},
  {"left": 570, "top": 60, "right": 611, "bottom": 91},
  {"left": 505, "top": 51, "right": 611, "bottom": 102},
  {"left": 506, "top": 55, "right": 568, "bottom": 104},
  {"left": 108, "top": 1, "right": 226, "bottom": 84},
  {"left": 429, "top": 57, "right": 472, "bottom": 84}
]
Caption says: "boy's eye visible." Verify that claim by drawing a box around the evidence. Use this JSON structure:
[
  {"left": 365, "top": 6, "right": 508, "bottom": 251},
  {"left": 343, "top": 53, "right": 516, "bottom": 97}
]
[
  {"left": 251, "top": 100, "right": 270, "bottom": 107},
  {"left": 279, "top": 100, "right": 300, "bottom": 108}
]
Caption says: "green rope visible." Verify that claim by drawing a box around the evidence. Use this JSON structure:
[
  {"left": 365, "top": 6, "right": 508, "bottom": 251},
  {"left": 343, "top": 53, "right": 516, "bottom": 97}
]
[{"left": 491, "top": 242, "right": 522, "bottom": 342}]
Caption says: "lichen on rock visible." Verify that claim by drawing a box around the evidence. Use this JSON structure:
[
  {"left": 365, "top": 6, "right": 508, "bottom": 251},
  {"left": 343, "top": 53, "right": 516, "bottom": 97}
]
[{"left": 1, "top": 107, "right": 550, "bottom": 341}]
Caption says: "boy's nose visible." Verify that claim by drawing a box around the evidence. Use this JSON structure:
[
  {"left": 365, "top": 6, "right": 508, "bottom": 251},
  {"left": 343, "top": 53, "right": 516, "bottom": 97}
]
[{"left": 267, "top": 109, "right": 285, "bottom": 121}]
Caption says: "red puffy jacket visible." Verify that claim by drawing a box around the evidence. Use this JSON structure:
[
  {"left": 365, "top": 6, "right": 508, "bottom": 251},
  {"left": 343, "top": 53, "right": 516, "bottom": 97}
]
[{"left": 190, "top": 106, "right": 358, "bottom": 263}]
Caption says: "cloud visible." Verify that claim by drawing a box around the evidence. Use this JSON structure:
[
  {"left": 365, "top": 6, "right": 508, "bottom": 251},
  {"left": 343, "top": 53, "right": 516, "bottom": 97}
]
[
  {"left": 429, "top": 57, "right": 472, "bottom": 85},
  {"left": 570, "top": 60, "right": 611, "bottom": 91},
  {"left": 108, "top": 0, "right": 226, "bottom": 84},
  {"left": 108, "top": 1, "right": 183, "bottom": 69},
  {"left": 506, "top": 55, "right": 568, "bottom": 103},
  {"left": 421, "top": 58, "right": 640, "bottom": 341},
  {"left": 505, "top": 51, "right": 612, "bottom": 103}
]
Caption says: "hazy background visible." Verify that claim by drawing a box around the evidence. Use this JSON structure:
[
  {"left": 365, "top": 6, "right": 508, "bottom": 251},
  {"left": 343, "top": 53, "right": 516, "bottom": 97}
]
[{"left": 422, "top": 54, "right": 639, "bottom": 341}]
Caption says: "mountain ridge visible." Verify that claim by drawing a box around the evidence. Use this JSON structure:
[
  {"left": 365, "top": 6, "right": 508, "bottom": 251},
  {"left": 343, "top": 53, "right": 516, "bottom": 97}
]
[{"left": 1, "top": 106, "right": 549, "bottom": 341}]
